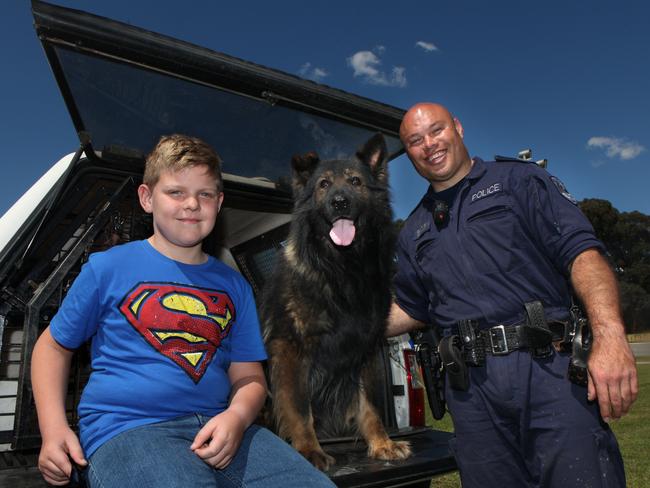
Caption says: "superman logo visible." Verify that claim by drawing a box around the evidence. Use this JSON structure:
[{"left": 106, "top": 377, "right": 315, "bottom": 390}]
[{"left": 119, "top": 282, "right": 235, "bottom": 383}]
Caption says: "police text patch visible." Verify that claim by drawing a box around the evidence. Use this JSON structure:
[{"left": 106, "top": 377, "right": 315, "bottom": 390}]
[{"left": 471, "top": 183, "right": 502, "bottom": 202}]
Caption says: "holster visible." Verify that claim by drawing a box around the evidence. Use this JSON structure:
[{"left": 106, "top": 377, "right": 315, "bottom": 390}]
[
  {"left": 568, "top": 305, "right": 592, "bottom": 386},
  {"left": 413, "top": 327, "right": 446, "bottom": 420},
  {"left": 439, "top": 335, "right": 470, "bottom": 391}
]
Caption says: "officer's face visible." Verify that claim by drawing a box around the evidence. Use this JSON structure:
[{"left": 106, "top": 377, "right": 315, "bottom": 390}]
[{"left": 400, "top": 103, "right": 473, "bottom": 192}]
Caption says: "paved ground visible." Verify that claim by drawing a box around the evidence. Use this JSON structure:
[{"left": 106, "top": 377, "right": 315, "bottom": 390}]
[{"left": 630, "top": 342, "right": 650, "bottom": 358}]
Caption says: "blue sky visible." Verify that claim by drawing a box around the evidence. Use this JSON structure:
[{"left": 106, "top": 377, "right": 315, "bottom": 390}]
[{"left": 1, "top": 0, "right": 648, "bottom": 219}]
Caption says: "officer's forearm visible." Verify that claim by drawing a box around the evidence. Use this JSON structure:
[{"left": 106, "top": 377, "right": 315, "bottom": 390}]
[
  {"left": 569, "top": 248, "right": 625, "bottom": 339},
  {"left": 570, "top": 247, "right": 638, "bottom": 419},
  {"left": 386, "top": 302, "right": 425, "bottom": 337}
]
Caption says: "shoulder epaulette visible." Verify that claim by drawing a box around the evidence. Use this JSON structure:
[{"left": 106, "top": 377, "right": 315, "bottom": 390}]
[
  {"left": 494, "top": 154, "right": 549, "bottom": 169},
  {"left": 494, "top": 155, "right": 533, "bottom": 164}
]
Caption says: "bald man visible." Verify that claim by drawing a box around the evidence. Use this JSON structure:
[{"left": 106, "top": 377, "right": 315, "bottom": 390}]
[{"left": 389, "top": 103, "right": 636, "bottom": 487}]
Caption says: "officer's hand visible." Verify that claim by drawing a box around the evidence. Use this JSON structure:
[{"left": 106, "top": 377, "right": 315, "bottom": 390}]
[{"left": 587, "top": 332, "right": 638, "bottom": 422}]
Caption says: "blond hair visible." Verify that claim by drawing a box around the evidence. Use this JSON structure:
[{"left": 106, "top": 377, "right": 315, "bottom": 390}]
[{"left": 144, "top": 134, "right": 223, "bottom": 192}]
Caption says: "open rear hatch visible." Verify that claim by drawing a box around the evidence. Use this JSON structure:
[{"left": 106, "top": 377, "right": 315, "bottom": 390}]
[
  {"left": 31, "top": 0, "right": 406, "bottom": 182},
  {"left": 2, "top": 0, "right": 409, "bottom": 284}
]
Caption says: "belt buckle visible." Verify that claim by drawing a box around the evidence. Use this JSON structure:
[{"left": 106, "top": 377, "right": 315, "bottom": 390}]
[{"left": 489, "top": 325, "right": 509, "bottom": 355}]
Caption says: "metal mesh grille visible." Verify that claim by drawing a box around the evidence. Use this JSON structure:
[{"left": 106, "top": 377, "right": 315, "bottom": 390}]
[
  {"left": 231, "top": 223, "right": 290, "bottom": 296},
  {"left": 1, "top": 178, "right": 148, "bottom": 449}
]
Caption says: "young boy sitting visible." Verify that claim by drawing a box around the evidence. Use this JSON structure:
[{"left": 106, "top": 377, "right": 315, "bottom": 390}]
[{"left": 31, "top": 134, "right": 335, "bottom": 488}]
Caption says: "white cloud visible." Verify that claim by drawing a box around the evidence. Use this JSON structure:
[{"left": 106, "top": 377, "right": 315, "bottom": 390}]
[
  {"left": 415, "top": 41, "right": 438, "bottom": 52},
  {"left": 590, "top": 159, "right": 607, "bottom": 168},
  {"left": 298, "top": 115, "right": 341, "bottom": 157},
  {"left": 587, "top": 136, "right": 645, "bottom": 161},
  {"left": 347, "top": 50, "right": 407, "bottom": 88},
  {"left": 391, "top": 66, "right": 407, "bottom": 87},
  {"left": 348, "top": 52, "right": 380, "bottom": 77},
  {"left": 298, "top": 62, "right": 328, "bottom": 82}
]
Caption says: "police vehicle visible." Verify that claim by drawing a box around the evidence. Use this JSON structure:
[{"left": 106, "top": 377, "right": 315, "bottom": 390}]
[{"left": 0, "top": 2, "right": 456, "bottom": 486}]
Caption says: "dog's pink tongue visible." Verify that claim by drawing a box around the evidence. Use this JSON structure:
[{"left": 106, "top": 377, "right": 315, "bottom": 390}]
[{"left": 330, "top": 219, "right": 356, "bottom": 246}]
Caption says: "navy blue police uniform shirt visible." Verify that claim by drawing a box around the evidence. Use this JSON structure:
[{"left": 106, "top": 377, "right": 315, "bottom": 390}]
[{"left": 394, "top": 157, "right": 605, "bottom": 332}]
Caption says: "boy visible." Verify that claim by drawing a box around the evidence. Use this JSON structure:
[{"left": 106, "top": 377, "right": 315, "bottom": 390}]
[{"left": 31, "top": 134, "right": 335, "bottom": 487}]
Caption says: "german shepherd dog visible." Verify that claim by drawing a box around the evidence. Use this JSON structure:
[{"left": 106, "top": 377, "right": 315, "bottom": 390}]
[{"left": 261, "top": 134, "right": 411, "bottom": 470}]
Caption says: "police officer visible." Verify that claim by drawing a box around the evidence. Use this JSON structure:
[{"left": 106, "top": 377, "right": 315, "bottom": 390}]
[{"left": 388, "top": 102, "right": 638, "bottom": 487}]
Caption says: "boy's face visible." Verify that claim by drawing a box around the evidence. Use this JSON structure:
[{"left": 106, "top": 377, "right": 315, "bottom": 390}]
[{"left": 138, "top": 165, "right": 223, "bottom": 258}]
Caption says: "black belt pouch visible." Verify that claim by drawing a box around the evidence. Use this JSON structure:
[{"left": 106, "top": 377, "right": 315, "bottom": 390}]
[{"left": 439, "top": 336, "right": 470, "bottom": 391}]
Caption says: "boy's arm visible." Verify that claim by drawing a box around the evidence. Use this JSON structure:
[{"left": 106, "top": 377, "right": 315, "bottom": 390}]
[
  {"left": 191, "top": 361, "right": 267, "bottom": 468},
  {"left": 31, "top": 327, "right": 87, "bottom": 485},
  {"left": 226, "top": 361, "right": 268, "bottom": 425}
]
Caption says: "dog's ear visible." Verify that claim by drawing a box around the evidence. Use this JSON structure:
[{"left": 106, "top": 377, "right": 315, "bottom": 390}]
[
  {"left": 357, "top": 133, "right": 388, "bottom": 182},
  {"left": 291, "top": 151, "right": 320, "bottom": 191}
]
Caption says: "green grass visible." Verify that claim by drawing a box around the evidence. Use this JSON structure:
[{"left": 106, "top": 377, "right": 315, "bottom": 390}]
[
  {"left": 424, "top": 358, "right": 650, "bottom": 487},
  {"left": 610, "top": 357, "right": 650, "bottom": 487},
  {"left": 427, "top": 414, "right": 458, "bottom": 488}
]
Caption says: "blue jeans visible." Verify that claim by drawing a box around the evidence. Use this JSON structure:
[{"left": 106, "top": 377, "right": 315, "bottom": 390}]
[
  {"left": 446, "top": 349, "right": 625, "bottom": 488},
  {"left": 85, "top": 414, "right": 335, "bottom": 488}
]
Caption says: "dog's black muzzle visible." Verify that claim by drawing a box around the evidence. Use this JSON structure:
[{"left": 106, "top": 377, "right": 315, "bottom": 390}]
[{"left": 331, "top": 194, "right": 351, "bottom": 215}]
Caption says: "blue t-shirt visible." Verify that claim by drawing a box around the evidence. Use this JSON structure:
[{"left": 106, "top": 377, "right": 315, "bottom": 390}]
[
  {"left": 394, "top": 158, "right": 604, "bottom": 331},
  {"left": 50, "top": 240, "right": 266, "bottom": 457}
]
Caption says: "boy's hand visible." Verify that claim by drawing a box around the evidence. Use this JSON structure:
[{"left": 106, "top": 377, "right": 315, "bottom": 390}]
[
  {"left": 38, "top": 425, "right": 87, "bottom": 486},
  {"left": 190, "top": 410, "right": 246, "bottom": 469}
]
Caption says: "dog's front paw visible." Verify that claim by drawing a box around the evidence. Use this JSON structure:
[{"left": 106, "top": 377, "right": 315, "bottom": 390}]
[
  {"left": 301, "top": 448, "right": 336, "bottom": 471},
  {"left": 368, "top": 439, "right": 412, "bottom": 461}
]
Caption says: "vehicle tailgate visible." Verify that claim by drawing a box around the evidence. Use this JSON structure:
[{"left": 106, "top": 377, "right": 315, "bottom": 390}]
[{"left": 325, "top": 428, "right": 456, "bottom": 487}]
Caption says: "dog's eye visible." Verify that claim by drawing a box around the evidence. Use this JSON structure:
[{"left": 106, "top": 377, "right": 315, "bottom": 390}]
[
  {"left": 350, "top": 176, "right": 362, "bottom": 186},
  {"left": 319, "top": 179, "right": 331, "bottom": 189}
]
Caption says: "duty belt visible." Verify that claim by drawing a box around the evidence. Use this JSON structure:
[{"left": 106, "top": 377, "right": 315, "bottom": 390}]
[
  {"left": 452, "top": 301, "right": 571, "bottom": 360},
  {"left": 440, "top": 300, "right": 590, "bottom": 392},
  {"left": 480, "top": 321, "right": 570, "bottom": 355}
]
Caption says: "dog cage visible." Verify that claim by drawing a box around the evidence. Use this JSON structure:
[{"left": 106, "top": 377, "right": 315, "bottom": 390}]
[
  {"left": 230, "top": 223, "right": 290, "bottom": 297},
  {"left": 0, "top": 173, "right": 149, "bottom": 451}
]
